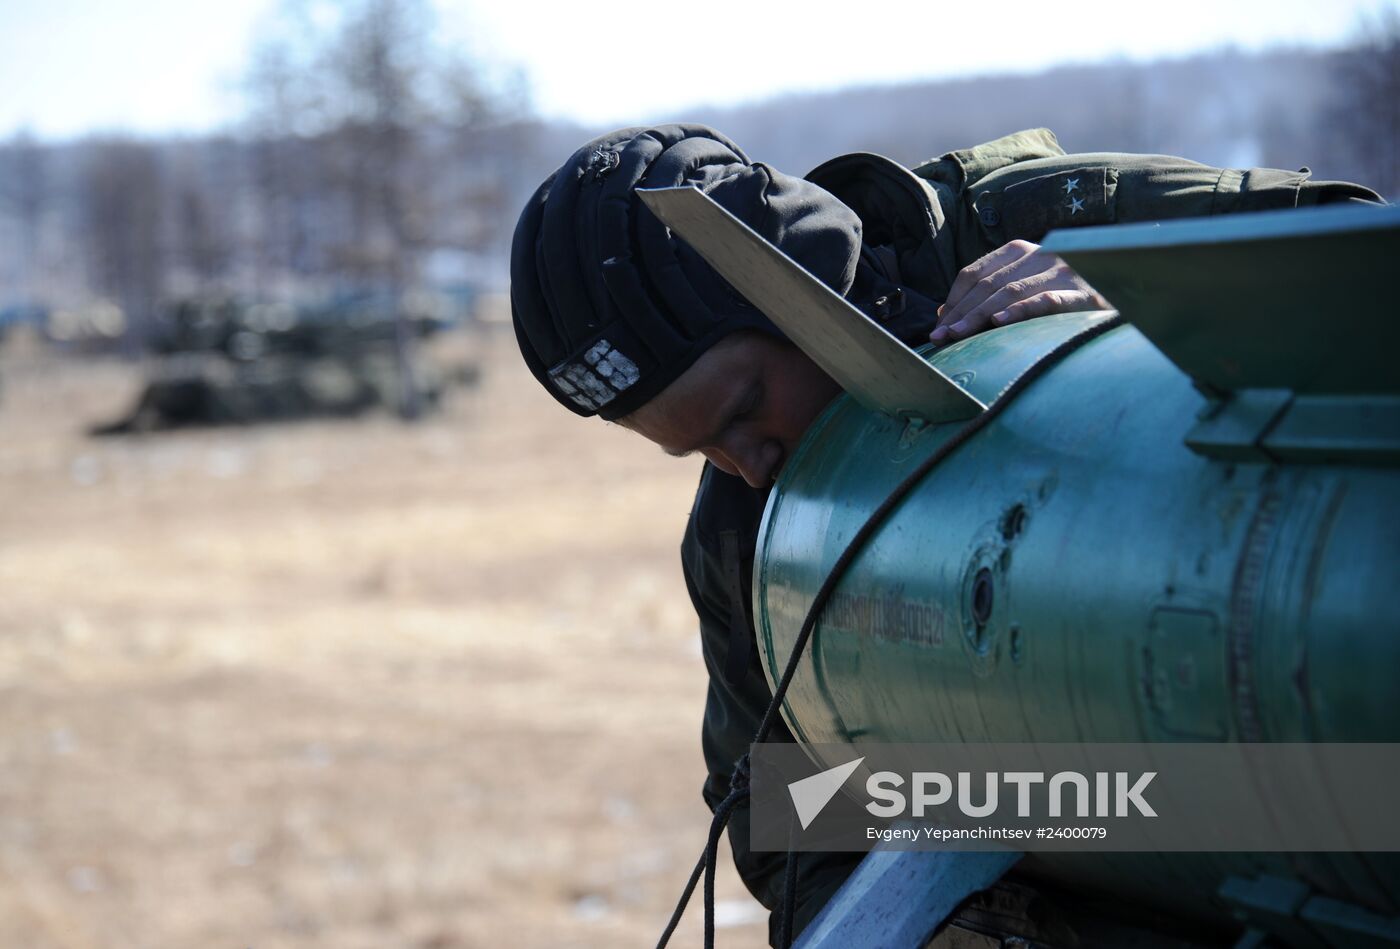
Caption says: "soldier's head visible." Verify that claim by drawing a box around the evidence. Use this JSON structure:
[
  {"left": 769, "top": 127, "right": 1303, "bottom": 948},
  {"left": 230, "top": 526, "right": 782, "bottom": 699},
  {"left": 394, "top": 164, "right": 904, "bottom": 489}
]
[{"left": 510, "top": 124, "right": 859, "bottom": 487}]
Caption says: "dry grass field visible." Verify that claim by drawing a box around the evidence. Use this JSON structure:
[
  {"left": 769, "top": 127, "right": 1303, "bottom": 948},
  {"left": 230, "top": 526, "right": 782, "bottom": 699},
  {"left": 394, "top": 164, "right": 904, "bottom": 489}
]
[{"left": 0, "top": 326, "right": 769, "bottom": 948}]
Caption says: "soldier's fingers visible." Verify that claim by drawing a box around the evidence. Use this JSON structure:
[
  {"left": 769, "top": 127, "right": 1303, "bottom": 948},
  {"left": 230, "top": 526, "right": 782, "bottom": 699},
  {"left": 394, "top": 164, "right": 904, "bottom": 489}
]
[
  {"left": 934, "top": 256, "right": 1112, "bottom": 343},
  {"left": 937, "top": 240, "right": 1041, "bottom": 320},
  {"left": 988, "top": 257, "right": 1112, "bottom": 324},
  {"left": 936, "top": 240, "right": 1042, "bottom": 327},
  {"left": 989, "top": 288, "right": 1103, "bottom": 327},
  {"left": 935, "top": 249, "right": 1052, "bottom": 341},
  {"left": 933, "top": 254, "right": 1058, "bottom": 343},
  {"left": 936, "top": 271, "right": 1056, "bottom": 341}
]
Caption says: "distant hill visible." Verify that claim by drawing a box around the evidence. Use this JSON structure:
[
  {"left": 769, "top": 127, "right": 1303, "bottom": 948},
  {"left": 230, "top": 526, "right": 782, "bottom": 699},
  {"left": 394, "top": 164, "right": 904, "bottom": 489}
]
[
  {"left": 0, "top": 43, "right": 1386, "bottom": 331},
  {"left": 670, "top": 47, "right": 1360, "bottom": 182}
]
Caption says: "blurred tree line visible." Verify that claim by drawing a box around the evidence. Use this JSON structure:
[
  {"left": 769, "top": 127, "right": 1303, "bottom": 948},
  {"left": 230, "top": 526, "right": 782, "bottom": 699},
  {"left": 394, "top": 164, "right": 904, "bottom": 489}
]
[
  {"left": 691, "top": 15, "right": 1399, "bottom": 195},
  {"left": 0, "top": 4, "right": 1395, "bottom": 352},
  {"left": 0, "top": 0, "right": 546, "bottom": 351}
]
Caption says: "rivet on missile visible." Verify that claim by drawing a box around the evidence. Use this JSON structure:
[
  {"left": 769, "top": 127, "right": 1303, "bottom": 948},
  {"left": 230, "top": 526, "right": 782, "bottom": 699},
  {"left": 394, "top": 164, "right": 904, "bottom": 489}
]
[
  {"left": 1000, "top": 504, "right": 1028, "bottom": 541},
  {"left": 971, "top": 568, "right": 995, "bottom": 627}
]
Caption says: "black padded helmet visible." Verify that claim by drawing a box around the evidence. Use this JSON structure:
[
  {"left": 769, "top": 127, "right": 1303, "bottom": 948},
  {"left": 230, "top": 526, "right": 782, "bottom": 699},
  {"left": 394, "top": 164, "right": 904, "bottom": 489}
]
[{"left": 510, "top": 123, "right": 863, "bottom": 420}]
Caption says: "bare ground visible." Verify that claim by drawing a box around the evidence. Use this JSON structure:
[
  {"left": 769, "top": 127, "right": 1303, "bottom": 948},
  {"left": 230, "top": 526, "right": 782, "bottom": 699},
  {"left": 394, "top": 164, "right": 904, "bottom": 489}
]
[{"left": 0, "top": 328, "right": 769, "bottom": 948}]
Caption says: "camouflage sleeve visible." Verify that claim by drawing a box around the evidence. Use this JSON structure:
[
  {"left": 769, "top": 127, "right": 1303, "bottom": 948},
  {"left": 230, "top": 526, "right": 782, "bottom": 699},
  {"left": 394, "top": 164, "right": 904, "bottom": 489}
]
[
  {"left": 943, "top": 152, "right": 1385, "bottom": 280},
  {"left": 682, "top": 465, "right": 862, "bottom": 944}
]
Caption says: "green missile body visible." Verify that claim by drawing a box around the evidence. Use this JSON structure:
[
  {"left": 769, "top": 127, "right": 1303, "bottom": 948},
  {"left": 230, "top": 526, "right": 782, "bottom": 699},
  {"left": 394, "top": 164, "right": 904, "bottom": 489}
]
[{"left": 751, "top": 207, "right": 1400, "bottom": 927}]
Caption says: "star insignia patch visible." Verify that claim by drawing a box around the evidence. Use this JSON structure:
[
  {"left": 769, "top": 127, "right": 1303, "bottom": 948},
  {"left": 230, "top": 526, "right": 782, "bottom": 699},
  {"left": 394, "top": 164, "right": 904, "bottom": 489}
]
[
  {"left": 1067, "top": 195, "right": 1085, "bottom": 215},
  {"left": 1062, "top": 177, "right": 1080, "bottom": 194}
]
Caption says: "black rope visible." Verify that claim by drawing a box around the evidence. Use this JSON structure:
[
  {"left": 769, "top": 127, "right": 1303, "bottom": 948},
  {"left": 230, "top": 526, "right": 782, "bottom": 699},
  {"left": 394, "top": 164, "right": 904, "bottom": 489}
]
[
  {"left": 703, "top": 767, "right": 750, "bottom": 948},
  {"left": 656, "top": 315, "right": 1124, "bottom": 948},
  {"left": 655, "top": 855, "right": 705, "bottom": 948},
  {"left": 777, "top": 829, "right": 799, "bottom": 948}
]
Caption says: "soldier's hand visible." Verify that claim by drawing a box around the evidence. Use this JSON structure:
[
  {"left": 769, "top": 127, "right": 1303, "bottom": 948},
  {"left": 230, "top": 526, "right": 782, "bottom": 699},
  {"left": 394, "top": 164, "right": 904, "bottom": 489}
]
[{"left": 929, "top": 240, "right": 1110, "bottom": 345}]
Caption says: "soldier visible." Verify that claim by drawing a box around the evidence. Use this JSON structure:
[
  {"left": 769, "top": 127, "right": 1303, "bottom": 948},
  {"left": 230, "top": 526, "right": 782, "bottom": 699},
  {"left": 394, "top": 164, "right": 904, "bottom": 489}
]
[{"left": 509, "top": 124, "right": 1382, "bottom": 944}]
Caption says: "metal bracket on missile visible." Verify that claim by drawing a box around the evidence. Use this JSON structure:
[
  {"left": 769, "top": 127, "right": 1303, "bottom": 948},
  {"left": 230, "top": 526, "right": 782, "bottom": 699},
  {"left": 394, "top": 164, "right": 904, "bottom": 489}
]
[
  {"left": 793, "top": 847, "right": 1022, "bottom": 948},
  {"left": 1186, "top": 390, "right": 1400, "bottom": 466},
  {"left": 1043, "top": 203, "right": 1400, "bottom": 399},
  {"left": 1044, "top": 204, "right": 1400, "bottom": 467},
  {"left": 637, "top": 185, "right": 986, "bottom": 425},
  {"left": 1185, "top": 389, "right": 1295, "bottom": 463},
  {"left": 1219, "top": 875, "right": 1400, "bottom": 948}
]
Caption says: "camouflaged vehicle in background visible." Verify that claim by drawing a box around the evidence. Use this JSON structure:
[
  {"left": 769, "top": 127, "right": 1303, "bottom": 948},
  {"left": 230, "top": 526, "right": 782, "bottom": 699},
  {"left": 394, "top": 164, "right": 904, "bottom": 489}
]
[{"left": 93, "top": 292, "right": 477, "bottom": 434}]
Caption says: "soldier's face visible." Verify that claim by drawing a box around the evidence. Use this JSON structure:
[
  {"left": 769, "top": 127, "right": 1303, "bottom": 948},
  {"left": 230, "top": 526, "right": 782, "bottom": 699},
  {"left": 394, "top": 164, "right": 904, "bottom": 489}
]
[{"left": 619, "top": 331, "right": 842, "bottom": 489}]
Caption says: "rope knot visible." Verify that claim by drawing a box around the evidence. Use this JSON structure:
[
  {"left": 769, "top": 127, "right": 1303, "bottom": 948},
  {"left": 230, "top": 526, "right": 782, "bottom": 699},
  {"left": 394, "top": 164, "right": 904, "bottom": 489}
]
[{"left": 728, "top": 754, "right": 752, "bottom": 795}]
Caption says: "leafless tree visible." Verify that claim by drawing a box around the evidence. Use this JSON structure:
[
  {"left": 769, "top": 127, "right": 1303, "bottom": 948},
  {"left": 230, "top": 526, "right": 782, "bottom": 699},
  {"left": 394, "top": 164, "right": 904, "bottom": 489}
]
[
  {"left": 2, "top": 131, "right": 47, "bottom": 301},
  {"left": 243, "top": 0, "right": 521, "bottom": 416},
  {"left": 1329, "top": 7, "right": 1400, "bottom": 198},
  {"left": 79, "top": 139, "right": 165, "bottom": 350},
  {"left": 176, "top": 181, "right": 231, "bottom": 289},
  {"left": 245, "top": 41, "right": 314, "bottom": 293}
]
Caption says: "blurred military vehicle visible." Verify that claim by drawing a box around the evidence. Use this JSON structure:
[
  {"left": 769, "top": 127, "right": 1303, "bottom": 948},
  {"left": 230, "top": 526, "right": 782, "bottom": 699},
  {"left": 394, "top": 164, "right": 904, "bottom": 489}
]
[{"left": 93, "top": 291, "right": 478, "bottom": 434}]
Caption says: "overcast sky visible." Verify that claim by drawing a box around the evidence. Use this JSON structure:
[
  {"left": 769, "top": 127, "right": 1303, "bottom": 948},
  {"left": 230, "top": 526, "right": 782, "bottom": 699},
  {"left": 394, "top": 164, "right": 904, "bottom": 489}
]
[{"left": 0, "top": 0, "right": 1388, "bottom": 140}]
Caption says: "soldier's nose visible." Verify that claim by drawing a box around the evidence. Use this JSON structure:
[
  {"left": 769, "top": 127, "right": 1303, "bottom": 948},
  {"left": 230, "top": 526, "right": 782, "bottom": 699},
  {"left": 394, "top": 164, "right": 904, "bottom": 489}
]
[{"left": 736, "top": 441, "right": 783, "bottom": 489}]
